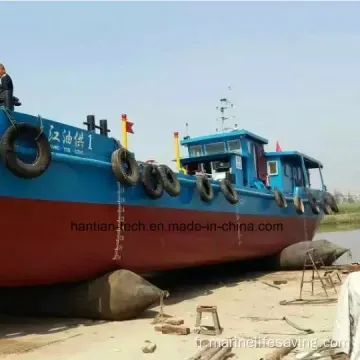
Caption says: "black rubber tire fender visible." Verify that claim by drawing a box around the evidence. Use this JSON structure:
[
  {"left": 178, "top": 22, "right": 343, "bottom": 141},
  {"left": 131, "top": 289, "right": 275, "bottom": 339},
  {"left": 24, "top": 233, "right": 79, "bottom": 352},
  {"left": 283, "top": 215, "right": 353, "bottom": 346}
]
[
  {"left": 137, "top": 161, "right": 145, "bottom": 173},
  {"left": 324, "top": 192, "right": 339, "bottom": 213},
  {"left": 0, "top": 122, "right": 51, "bottom": 179},
  {"left": 113, "top": 138, "right": 121, "bottom": 149},
  {"left": 158, "top": 164, "right": 181, "bottom": 197},
  {"left": 219, "top": 178, "right": 238, "bottom": 204},
  {"left": 321, "top": 200, "right": 332, "bottom": 215},
  {"left": 196, "top": 175, "right": 213, "bottom": 202},
  {"left": 142, "top": 164, "right": 164, "bottom": 199},
  {"left": 111, "top": 148, "right": 140, "bottom": 186},
  {"left": 274, "top": 188, "right": 287, "bottom": 208},
  {"left": 294, "top": 195, "right": 305, "bottom": 215},
  {"left": 307, "top": 191, "right": 320, "bottom": 215}
]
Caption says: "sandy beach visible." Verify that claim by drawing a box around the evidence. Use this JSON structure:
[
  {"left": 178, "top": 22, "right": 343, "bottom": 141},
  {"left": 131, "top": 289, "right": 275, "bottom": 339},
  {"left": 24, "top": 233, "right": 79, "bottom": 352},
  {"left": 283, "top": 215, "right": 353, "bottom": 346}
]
[{"left": 0, "top": 266, "right": 347, "bottom": 360}]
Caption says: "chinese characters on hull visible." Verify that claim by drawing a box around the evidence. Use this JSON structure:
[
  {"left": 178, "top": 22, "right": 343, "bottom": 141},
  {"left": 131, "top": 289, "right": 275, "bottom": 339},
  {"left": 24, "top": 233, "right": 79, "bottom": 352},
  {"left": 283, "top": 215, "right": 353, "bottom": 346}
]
[{"left": 48, "top": 124, "right": 92, "bottom": 154}]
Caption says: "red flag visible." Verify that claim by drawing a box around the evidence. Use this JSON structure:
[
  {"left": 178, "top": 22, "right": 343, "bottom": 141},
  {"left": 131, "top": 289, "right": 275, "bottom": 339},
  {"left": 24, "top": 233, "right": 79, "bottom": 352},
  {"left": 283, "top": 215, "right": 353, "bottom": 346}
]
[
  {"left": 125, "top": 121, "right": 134, "bottom": 134},
  {"left": 121, "top": 114, "right": 134, "bottom": 134},
  {"left": 276, "top": 141, "right": 282, "bottom": 152}
]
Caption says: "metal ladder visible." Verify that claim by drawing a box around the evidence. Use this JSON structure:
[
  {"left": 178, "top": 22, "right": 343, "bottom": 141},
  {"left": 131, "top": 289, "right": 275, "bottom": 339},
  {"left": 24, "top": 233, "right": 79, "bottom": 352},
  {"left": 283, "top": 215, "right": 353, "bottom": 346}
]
[{"left": 299, "top": 248, "right": 338, "bottom": 298}]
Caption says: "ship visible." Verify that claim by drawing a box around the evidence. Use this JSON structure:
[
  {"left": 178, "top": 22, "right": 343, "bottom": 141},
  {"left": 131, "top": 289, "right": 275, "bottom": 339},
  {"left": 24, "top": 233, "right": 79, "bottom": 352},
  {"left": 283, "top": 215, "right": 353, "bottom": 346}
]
[{"left": 0, "top": 94, "right": 339, "bottom": 287}]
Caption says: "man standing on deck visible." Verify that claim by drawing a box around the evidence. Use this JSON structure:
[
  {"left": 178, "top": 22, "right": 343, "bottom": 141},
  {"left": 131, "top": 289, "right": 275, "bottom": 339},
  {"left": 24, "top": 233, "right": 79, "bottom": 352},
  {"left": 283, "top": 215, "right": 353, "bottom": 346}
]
[{"left": 0, "top": 63, "right": 14, "bottom": 108}]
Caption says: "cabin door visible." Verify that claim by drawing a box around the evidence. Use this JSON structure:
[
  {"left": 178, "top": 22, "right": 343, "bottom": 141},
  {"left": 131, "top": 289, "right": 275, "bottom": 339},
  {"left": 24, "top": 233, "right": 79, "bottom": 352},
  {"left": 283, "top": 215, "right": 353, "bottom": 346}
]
[{"left": 255, "top": 145, "right": 267, "bottom": 182}]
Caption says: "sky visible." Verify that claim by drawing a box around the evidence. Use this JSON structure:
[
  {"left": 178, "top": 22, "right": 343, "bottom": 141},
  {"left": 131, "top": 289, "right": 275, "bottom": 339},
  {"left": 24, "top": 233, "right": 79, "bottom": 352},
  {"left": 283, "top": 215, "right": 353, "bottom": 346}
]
[{"left": 1, "top": 1, "right": 359, "bottom": 193}]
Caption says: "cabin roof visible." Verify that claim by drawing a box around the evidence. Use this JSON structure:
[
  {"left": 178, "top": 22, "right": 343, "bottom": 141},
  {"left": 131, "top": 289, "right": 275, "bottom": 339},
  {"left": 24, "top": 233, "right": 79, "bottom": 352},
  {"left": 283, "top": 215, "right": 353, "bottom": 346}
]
[
  {"left": 180, "top": 129, "right": 268, "bottom": 146},
  {"left": 180, "top": 152, "right": 237, "bottom": 164},
  {"left": 264, "top": 151, "right": 323, "bottom": 168}
]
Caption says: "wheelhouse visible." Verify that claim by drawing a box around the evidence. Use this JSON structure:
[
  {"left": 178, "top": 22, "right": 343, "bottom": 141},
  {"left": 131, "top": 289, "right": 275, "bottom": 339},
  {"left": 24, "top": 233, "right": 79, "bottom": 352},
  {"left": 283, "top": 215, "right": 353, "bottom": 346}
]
[
  {"left": 264, "top": 151, "right": 325, "bottom": 197},
  {"left": 179, "top": 129, "right": 270, "bottom": 191},
  {"left": 177, "top": 130, "right": 326, "bottom": 198}
]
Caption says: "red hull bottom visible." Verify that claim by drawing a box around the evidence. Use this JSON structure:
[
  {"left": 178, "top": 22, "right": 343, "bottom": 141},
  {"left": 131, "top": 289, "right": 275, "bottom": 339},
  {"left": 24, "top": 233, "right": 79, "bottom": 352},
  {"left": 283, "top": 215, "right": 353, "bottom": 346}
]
[{"left": 0, "top": 197, "right": 320, "bottom": 287}]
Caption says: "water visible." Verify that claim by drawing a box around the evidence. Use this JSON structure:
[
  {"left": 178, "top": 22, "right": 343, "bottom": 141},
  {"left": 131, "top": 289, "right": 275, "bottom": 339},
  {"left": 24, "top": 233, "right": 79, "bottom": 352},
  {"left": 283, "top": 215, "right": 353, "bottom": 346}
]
[{"left": 314, "top": 229, "right": 360, "bottom": 264}]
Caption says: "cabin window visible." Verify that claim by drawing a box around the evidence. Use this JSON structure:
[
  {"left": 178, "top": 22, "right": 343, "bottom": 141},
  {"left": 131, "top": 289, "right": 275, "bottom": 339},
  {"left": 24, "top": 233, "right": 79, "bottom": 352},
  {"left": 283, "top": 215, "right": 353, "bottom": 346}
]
[
  {"left": 199, "top": 162, "right": 211, "bottom": 175},
  {"left": 298, "top": 168, "right": 302, "bottom": 181},
  {"left": 307, "top": 167, "right": 322, "bottom": 190},
  {"left": 228, "top": 139, "right": 241, "bottom": 152},
  {"left": 247, "top": 141, "right": 252, "bottom": 154},
  {"left": 253, "top": 144, "right": 258, "bottom": 175},
  {"left": 185, "top": 162, "right": 201, "bottom": 175},
  {"left": 212, "top": 160, "right": 230, "bottom": 173},
  {"left": 205, "top": 142, "right": 225, "bottom": 155},
  {"left": 235, "top": 156, "right": 242, "bottom": 169},
  {"left": 267, "top": 161, "right": 278, "bottom": 176},
  {"left": 295, "top": 167, "right": 304, "bottom": 186},
  {"left": 293, "top": 167, "right": 297, "bottom": 179},
  {"left": 284, "top": 164, "right": 290, "bottom": 177},
  {"left": 189, "top": 145, "right": 202, "bottom": 157}
]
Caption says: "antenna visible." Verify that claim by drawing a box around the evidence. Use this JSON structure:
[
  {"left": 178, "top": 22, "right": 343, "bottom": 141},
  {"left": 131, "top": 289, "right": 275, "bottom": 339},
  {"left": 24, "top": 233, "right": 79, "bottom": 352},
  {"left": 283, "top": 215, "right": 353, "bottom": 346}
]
[
  {"left": 216, "top": 86, "right": 236, "bottom": 132},
  {"left": 183, "top": 122, "right": 190, "bottom": 140}
]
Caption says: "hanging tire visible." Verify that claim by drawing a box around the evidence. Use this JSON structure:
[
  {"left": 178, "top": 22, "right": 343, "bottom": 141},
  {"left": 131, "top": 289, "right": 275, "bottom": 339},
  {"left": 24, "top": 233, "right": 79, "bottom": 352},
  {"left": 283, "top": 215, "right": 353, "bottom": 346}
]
[
  {"left": 324, "top": 192, "right": 339, "bottom": 213},
  {"left": 111, "top": 148, "right": 140, "bottom": 186},
  {"left": 321, "top": 200, "right": 332, "bottom": 215},
  {"left": 196, "top": 175, "right": 213, "bottom": 202},
  {"left": 137, "top": 161, "right": 145, "bottom": 173},
  {"left": 220, "top": 178, "right": 238, "bottom": 204},
  {"left": 113, "top": 138, "right": 121, "bottom": 149},
  {"left": 307, "top": 191, "right": 320, "bottom": 214},
  {"left": 158, "top": 164, "right": 181, "bottom": 197},
  {"left": 294, "top": 195, "right": 304, "bottom": 214},
  {"left": 142, "top": 164, "right": 164, "bottom": 199},
  {"left": 0, "top": 122, "right": 51, "bottom": 179},
  {"left": 274, "top": 188, "right": 287, "bottom": 208}
]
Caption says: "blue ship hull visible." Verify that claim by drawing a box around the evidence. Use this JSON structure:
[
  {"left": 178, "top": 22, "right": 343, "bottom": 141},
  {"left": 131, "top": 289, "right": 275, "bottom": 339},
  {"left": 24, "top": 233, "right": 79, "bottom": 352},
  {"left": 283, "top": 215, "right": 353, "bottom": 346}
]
[{"left": 0, "top": 109, "right": 324, "bottom": 286}]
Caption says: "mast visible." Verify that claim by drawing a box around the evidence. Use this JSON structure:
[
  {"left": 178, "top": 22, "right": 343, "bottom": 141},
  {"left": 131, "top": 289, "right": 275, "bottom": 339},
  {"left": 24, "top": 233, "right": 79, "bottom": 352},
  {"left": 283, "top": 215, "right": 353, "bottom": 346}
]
[{"left": 216, "top": 86, "right": 237, "bottom": 132}]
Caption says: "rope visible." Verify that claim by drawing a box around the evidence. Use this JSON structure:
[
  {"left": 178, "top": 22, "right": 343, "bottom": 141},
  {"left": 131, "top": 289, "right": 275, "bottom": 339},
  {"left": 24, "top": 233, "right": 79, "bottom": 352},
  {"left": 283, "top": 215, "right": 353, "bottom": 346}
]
[
  {"left": 1, "top": 107, "right": 17, "bottom": 129},
  {"left": 152, "top": 290, "right": 170, "bottom": 324},
  {"left": 1, "top": 108, "right": 44, "bottom": 142},
  {"left": 34, "top": 115, "right": 44, "bottom": 141}
]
